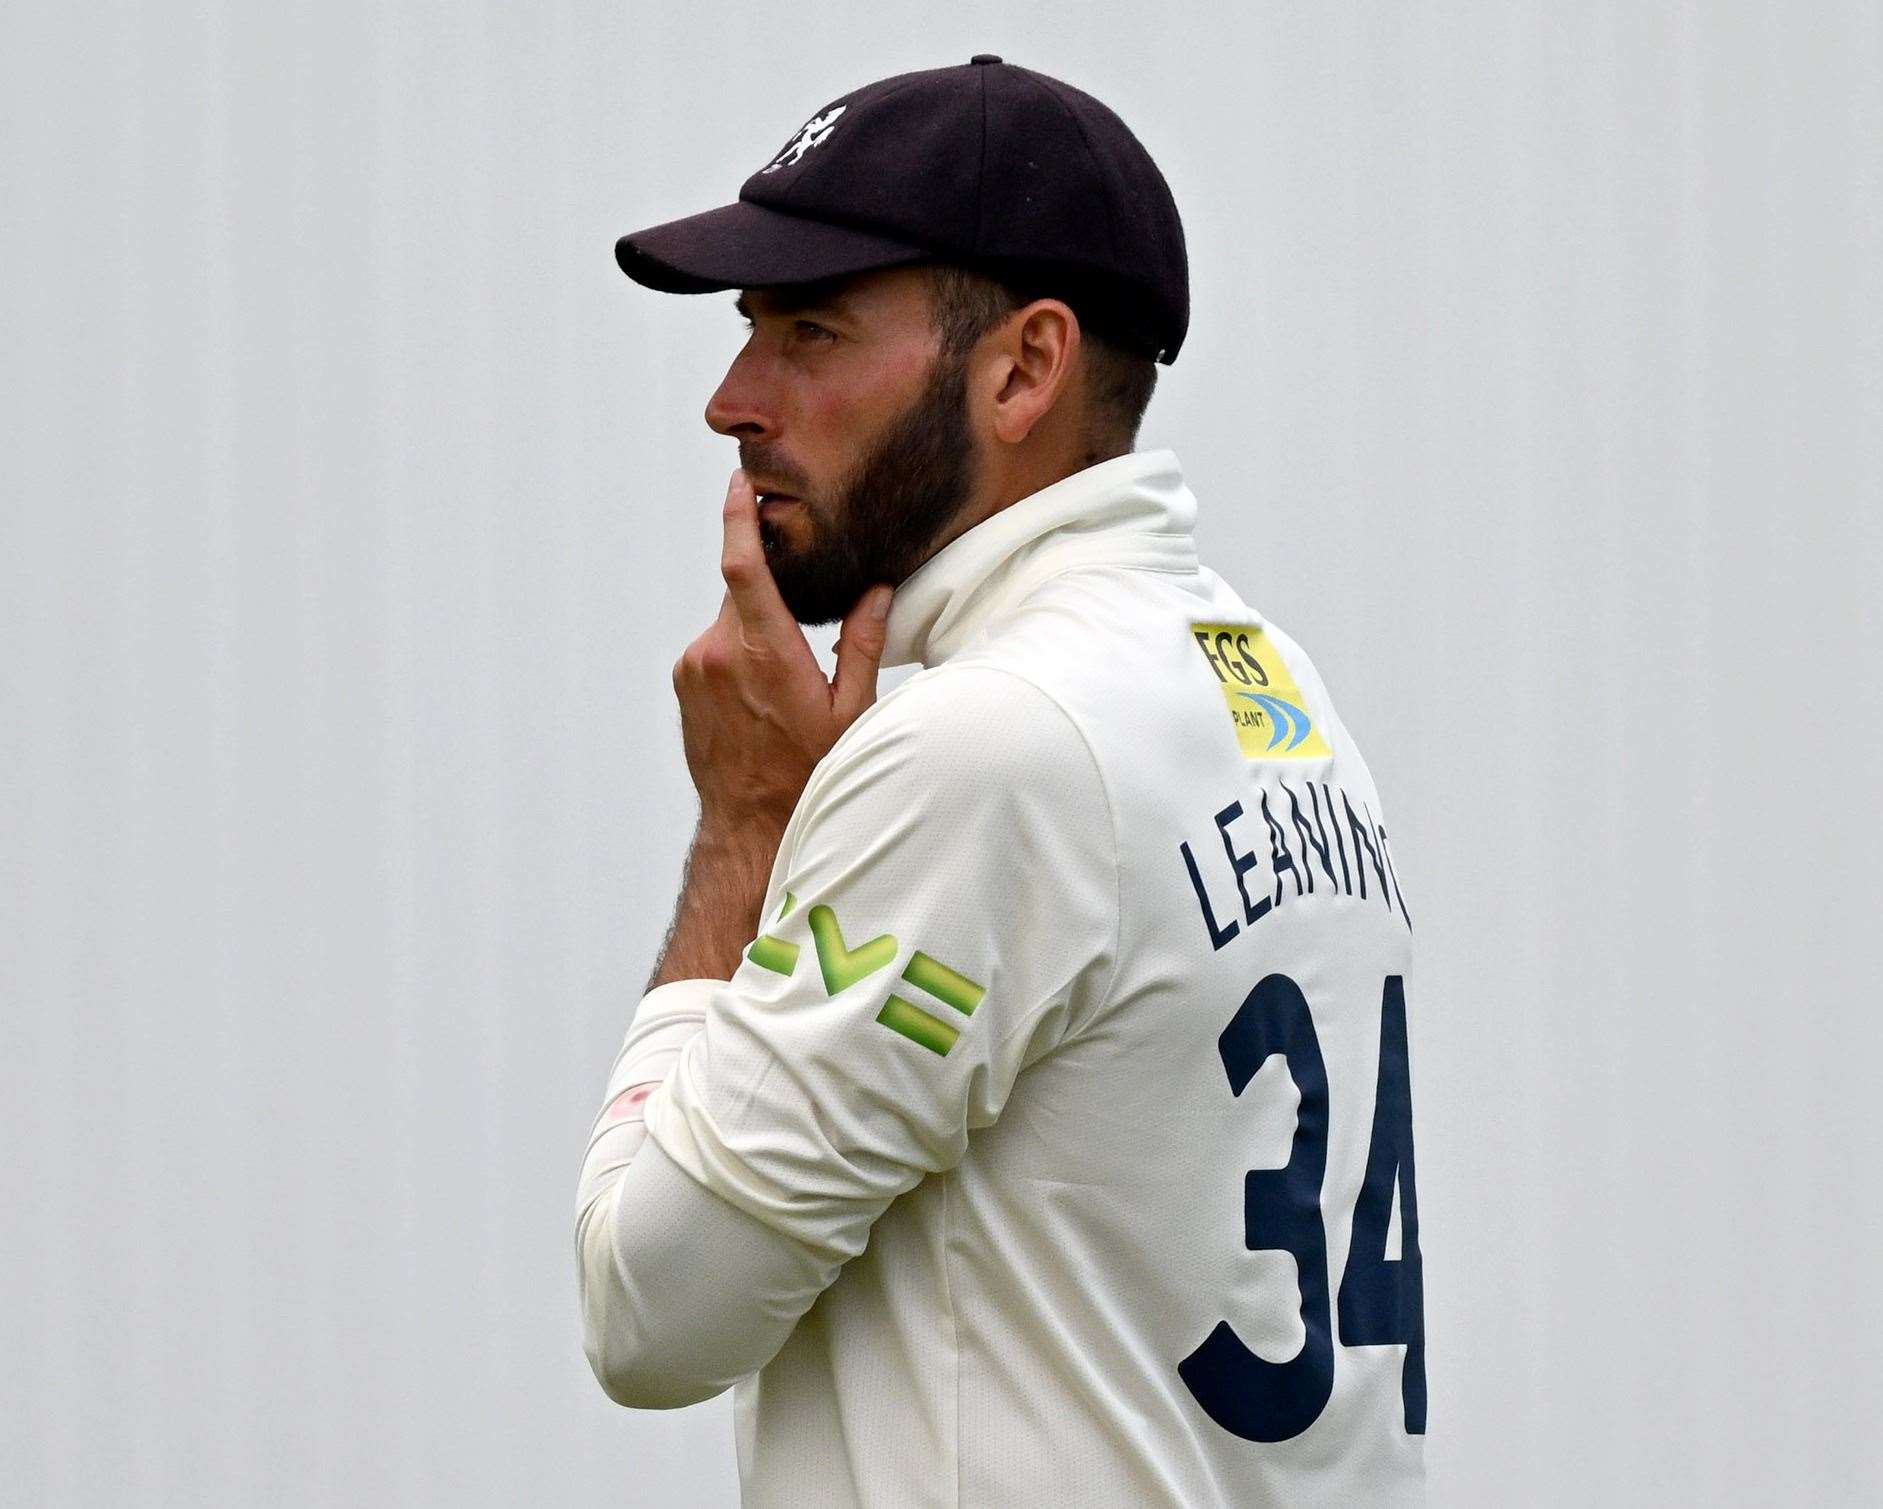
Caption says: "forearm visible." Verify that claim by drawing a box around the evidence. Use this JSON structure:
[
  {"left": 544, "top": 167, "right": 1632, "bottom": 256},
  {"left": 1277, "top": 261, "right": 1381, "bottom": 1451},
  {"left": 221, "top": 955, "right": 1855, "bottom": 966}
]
[
  {"left": 577, "top": 812, "right": 778, "bottom": 1239},
  {"left": 645, "top": 815, "right": 784, "bottom": 990},
  {"left": 576, "top": 976, "right": 717, "bottom": 1324},
  {"left": 577, "top": 815, "right": 781, "bottom": 1242},
  {"left": 576, "top": 976, "right": 714, "bottom": 1211},
  {"left": 575, "top": 815, "right": 812, "bottom": 1409}
]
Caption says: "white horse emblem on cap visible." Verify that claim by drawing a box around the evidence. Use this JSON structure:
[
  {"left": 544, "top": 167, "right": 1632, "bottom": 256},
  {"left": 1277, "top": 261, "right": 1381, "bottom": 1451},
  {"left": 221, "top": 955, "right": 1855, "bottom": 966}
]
[{"left": 761, "top": 104, "right": 847, "bottom": 173}]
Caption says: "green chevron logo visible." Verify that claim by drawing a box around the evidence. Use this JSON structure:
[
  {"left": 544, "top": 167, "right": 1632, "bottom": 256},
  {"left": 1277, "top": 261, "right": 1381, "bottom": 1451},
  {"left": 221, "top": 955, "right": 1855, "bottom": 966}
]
[
  {"left": 746, "top": 890, "right": 801, "bottom": 976},
  {"left": 877, "top": 949, "right": 987, "bottom": 1056},
  {"left": 742, "top": 893, "right": 988, "bottom": 1058},
  {"left": 808, "top": 904, "right": 898, "bottom": 994}
]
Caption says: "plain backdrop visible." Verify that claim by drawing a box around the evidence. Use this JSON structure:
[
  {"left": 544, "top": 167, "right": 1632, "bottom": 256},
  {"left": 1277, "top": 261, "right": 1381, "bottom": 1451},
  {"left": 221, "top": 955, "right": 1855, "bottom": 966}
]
[{"left": 4, "top": 1, "right": 1880, "bottom": 1504}]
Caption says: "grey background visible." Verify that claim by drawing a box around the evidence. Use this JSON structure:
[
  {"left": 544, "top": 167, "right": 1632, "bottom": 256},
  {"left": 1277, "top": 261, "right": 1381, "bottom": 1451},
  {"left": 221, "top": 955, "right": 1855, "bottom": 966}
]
[{"left": 5, "top": 1, "right": 1879, "bottom": 1504}]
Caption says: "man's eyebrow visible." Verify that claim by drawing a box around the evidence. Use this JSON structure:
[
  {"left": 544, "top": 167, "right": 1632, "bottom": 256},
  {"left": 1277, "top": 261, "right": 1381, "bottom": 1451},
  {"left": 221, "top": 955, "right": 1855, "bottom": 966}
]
[{"left": 734, "top": 283, "right": 857, "bottom": 321}]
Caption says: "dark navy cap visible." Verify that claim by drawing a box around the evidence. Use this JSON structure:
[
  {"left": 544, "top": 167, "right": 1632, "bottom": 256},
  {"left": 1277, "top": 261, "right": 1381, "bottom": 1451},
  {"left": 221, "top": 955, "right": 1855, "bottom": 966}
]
[{"left": 614, "top": 56, "right": 1190, "bottom": 364}]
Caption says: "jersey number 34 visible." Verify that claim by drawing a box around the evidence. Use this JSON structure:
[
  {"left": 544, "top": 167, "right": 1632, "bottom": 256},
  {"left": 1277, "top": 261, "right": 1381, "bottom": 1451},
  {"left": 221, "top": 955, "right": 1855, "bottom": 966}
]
[{"left": 1178, "top": 972, "right": 1426, "bottom": 1441}]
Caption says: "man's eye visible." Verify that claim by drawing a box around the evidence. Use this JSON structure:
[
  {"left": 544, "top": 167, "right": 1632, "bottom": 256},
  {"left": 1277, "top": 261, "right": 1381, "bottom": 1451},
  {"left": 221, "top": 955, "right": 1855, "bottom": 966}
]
[{"left": 734, "top": 316, "right": 834, "bottom": 342}]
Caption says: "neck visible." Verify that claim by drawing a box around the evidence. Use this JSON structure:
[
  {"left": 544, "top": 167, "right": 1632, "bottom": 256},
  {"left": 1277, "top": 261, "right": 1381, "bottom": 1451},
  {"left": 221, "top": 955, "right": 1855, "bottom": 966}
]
[
  {"left": 878, "top": 447, "right": 1192, "bottom": 670},
  {"left": 943, "top": 427, "right": 1131, "bottom": 557}
]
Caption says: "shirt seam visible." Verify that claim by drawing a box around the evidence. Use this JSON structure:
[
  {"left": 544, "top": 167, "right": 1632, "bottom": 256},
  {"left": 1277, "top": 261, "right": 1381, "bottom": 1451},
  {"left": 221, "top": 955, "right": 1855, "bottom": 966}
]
[
  {"left": 960, "top": 664, "right": 1124, "bottom": 1040},
  {"left": 943, "top": 1167, "right": 962, "bottom": 1509}
]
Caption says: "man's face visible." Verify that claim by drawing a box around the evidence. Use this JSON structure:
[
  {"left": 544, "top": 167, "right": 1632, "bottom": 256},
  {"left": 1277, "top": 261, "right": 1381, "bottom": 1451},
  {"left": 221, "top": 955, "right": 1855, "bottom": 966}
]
[{"left": 703, "top": 265, "right": 980, "bottom": 625}]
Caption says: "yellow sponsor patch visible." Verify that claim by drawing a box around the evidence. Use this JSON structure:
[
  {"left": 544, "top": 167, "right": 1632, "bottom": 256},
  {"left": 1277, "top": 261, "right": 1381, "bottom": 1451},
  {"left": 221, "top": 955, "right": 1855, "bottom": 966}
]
[{"left": 1190, "top": 622, "right": 1332, "bottom": 760}]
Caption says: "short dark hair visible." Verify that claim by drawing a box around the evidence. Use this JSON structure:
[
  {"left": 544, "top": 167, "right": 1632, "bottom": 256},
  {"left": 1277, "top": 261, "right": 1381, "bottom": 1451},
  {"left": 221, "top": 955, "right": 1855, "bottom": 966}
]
[{"left": 922, "top": 262, "right": 1159, "bottom": 458}]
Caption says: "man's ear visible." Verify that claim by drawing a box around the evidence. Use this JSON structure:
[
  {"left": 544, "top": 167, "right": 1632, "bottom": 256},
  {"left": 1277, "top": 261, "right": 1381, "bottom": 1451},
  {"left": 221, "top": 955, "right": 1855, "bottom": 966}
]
[{"left": 986, "top": 299, "right": 1081, "bottom": 445}]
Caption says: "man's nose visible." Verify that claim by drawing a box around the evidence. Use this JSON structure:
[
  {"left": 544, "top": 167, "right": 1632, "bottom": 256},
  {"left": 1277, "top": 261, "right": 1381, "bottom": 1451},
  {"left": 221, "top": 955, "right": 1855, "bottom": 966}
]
[{"left": 704, "top": 350, "right": 777, "bottom": 441}]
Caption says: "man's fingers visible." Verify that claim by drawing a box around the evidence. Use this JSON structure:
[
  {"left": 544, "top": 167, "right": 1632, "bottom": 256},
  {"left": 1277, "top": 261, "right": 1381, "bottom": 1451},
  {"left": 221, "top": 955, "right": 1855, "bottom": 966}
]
[
  {"left": 831, "top": 584, "right": 895, "bottom": 724},
  {"left": 720, "top": 469, "right": 793, "bottom": 634}
]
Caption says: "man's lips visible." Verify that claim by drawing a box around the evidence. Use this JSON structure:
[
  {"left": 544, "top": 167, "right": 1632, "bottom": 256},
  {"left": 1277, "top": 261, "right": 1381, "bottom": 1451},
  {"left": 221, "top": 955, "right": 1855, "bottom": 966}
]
[{"left": 757, "top": 492, "right": 801, "bottom": 517}]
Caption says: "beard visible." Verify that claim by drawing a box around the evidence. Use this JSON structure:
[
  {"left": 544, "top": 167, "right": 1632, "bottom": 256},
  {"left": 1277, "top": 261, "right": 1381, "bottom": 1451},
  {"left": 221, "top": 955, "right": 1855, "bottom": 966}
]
[{"left": 745, "top": 346, "right": 979, "bottom": 625}]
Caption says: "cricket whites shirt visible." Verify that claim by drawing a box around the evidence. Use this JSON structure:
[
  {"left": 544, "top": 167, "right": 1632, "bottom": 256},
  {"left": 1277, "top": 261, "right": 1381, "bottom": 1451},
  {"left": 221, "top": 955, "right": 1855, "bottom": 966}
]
[{"left": 576, "top": 447, "right": 1427, "bottom": 1507}]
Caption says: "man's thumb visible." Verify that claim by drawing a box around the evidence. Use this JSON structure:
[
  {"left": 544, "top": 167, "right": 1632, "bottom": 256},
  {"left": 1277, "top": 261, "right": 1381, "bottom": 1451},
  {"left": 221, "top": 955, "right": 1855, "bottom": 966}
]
[{"left": 831, "top": 584, "right": 894, "bottom": 721}]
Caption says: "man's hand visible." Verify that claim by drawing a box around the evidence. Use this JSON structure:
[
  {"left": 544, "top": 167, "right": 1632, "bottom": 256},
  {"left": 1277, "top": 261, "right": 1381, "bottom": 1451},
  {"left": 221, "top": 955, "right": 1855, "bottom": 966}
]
[
  {"left": 649, "top": 470, "right": 893, "bottom": 990},
  {"left": 673, "top": 468, "right": 894, "bottom": 840}
]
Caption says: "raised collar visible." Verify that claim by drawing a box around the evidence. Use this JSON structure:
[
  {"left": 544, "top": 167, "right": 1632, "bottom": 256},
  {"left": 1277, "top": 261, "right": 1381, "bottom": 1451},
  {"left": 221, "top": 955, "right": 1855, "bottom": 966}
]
[{"left": 880, "top": 447, "right": 1198, "bottom": 669}]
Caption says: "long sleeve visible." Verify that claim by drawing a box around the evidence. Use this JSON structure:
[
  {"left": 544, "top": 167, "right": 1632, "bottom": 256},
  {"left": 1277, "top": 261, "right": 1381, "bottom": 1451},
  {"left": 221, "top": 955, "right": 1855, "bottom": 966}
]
[
  {"left": 575, "top": 663, "right": 1118, "bottom": 1407},
  {"left": 577, "top": 975, "right": 847, "bottom": 1409},
  {"left": 575, "top": 977, "right": 715, "bottom": 1260}
]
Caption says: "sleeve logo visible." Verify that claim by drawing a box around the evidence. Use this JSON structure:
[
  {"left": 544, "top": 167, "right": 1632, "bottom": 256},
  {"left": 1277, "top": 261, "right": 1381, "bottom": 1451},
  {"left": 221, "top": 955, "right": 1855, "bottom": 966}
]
[
  {"left": 1190, "top": 622, "right": 1333, "bottom": 761},
  {"left": 745, "top": 891, "right": 987, "bottom": 1057}
]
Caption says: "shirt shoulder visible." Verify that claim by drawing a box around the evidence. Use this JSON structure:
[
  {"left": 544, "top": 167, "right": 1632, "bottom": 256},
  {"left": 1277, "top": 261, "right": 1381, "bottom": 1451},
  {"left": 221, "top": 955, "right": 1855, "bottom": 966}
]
[{"left": 810, "top": 658, "right": 1107, "bottom": 813}]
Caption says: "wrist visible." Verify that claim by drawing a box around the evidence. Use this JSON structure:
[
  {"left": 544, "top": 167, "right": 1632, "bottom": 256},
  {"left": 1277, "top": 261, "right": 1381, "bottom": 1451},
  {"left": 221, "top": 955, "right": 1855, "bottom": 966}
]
[
  {"left": 694, "top": 808, "right": 789, "bottom": 863},
  {"left": 644, "top": 813, "right": 788, "bottom": 990}
]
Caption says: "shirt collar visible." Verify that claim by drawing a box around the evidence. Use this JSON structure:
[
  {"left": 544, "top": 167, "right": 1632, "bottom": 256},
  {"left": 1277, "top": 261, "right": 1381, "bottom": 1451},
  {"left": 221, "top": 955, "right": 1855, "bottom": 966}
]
[{"left": 880, "top": 447, "right": 1198, "bottom": 669}]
